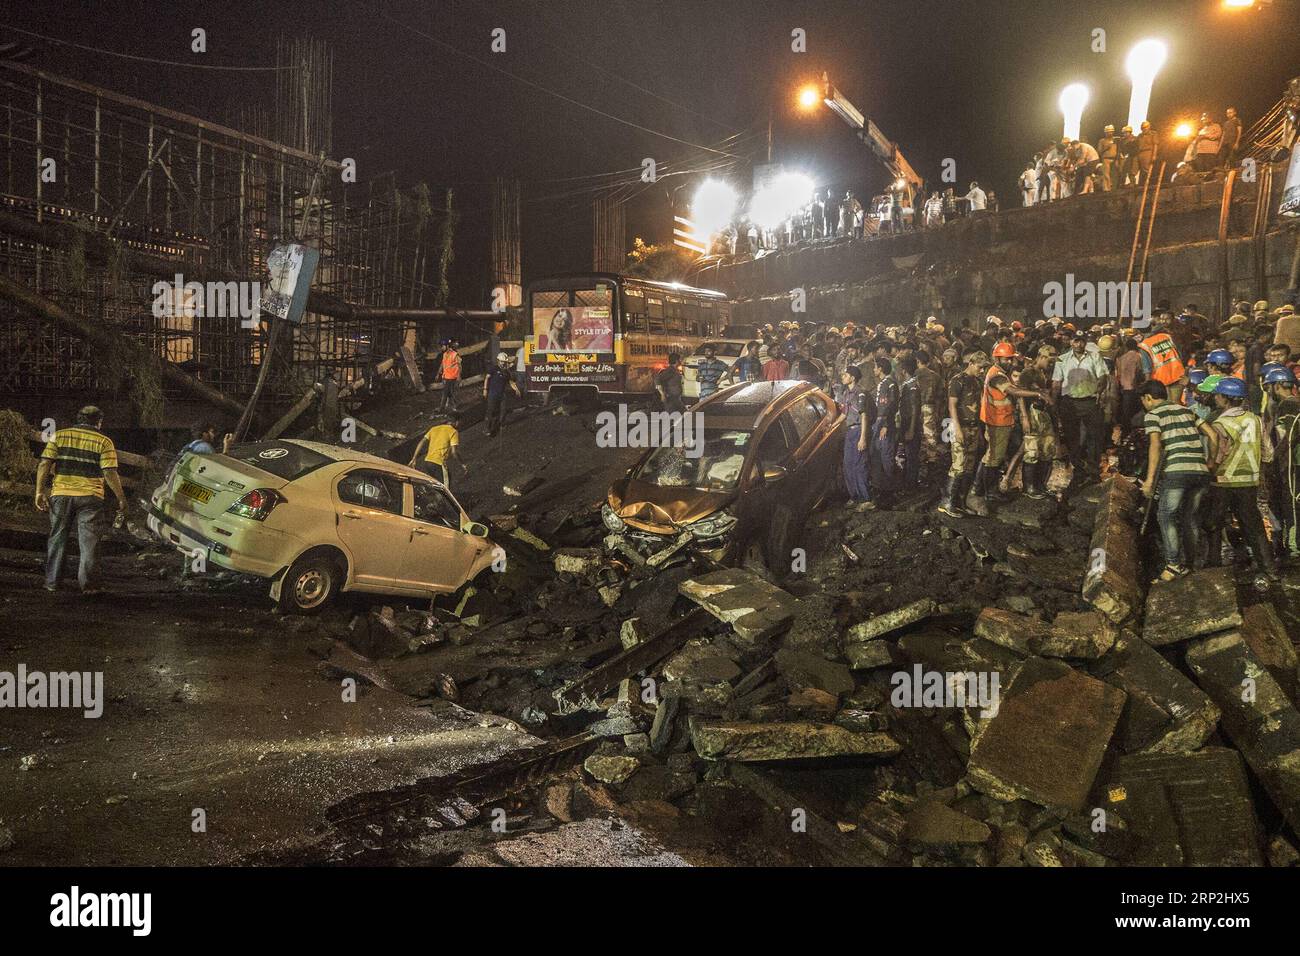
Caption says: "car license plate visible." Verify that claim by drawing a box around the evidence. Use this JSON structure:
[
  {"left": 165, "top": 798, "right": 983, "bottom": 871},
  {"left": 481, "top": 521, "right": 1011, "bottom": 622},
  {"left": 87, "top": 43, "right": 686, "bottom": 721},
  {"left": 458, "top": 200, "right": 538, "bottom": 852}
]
[{"left": 178, "top": 480, "right": 214, "bottom": 505}]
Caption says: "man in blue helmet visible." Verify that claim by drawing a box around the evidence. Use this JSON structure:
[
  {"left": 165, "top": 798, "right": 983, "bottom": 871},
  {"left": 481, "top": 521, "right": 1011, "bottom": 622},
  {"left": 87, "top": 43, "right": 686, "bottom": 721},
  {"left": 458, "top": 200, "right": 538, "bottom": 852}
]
[
  {"left": 1202, "top": 348, "right": 1234, "bottom": 377},
  {"left": 1198, "top": 376, "right": 1277, "bottom": 584}
]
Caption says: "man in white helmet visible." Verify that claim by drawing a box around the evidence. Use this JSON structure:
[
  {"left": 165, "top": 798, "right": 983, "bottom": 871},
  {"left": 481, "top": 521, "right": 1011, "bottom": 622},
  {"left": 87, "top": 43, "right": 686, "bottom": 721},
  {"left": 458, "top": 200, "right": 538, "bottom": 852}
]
[{"left": 483, "top": 351, "right": 522, "bottom": 438}]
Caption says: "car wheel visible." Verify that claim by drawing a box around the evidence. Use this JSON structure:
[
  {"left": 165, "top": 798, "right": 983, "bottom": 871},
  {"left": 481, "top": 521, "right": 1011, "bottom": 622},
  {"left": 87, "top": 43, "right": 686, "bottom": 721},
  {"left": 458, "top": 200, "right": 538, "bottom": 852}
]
[{"left": 278, "top": 552, "right": 340, "bottom": 614}]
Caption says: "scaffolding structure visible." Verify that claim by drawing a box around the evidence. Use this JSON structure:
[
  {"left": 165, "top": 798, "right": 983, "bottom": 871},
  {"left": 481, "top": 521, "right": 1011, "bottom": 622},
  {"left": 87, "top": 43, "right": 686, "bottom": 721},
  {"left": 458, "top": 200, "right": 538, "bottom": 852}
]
[{"left": 0, "top": 54, "right": 451, "bottom": 421}]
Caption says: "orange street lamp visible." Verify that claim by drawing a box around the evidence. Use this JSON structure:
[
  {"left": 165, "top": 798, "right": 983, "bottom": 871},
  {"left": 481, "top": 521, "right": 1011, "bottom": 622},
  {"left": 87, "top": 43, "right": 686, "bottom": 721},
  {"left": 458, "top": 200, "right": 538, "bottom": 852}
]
[{"left": 797, "top": 85, "right": 821, "bottom": 111}]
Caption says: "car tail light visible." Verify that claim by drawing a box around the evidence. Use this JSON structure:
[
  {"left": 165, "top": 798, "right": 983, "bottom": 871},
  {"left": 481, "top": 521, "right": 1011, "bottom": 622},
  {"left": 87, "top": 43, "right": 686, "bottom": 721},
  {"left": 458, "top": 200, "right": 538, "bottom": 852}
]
[{"left": 226, "top": 488, "right": 283, "bottom": 521}]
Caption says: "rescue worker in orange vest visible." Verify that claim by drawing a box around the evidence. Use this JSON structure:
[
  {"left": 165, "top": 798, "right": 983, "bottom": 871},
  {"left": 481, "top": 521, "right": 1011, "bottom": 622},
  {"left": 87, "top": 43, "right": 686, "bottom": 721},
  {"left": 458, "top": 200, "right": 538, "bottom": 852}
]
[
  {"left": 438, "top": 338, "right": 462, "bottom": 412},
  {"left": 1137, "top": 327, "right": 1188, "bottom": 405},
  {"left": 976, "top": 342, "right": 1050, "bottom": 503}
]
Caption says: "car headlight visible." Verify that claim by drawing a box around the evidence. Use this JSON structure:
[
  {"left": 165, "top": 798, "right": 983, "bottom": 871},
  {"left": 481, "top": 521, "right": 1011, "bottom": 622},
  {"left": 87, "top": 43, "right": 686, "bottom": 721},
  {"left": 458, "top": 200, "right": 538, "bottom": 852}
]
[
  {"left": 687, "top": 511, "right": 737, "bottom": 539},
  {"left": 601, "top": 503, "right": 625, "bottom": 532}
]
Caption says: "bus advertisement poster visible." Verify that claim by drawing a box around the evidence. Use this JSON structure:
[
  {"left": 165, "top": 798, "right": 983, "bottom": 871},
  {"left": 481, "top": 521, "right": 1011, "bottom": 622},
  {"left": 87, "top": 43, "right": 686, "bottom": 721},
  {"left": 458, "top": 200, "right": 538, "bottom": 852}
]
[{"left": 532, "top": 305, "right": 614, "bottom": 353}]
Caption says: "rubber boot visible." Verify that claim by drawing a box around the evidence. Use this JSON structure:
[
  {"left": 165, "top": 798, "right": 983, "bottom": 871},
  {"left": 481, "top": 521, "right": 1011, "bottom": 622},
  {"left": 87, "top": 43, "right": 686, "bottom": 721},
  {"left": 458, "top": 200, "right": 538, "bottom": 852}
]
[
  {"left": 937, "top": 475, "right": 966, "bottom": 518},
  {"left": 962, "top": 471, "right": 989, "bottom": 516}
]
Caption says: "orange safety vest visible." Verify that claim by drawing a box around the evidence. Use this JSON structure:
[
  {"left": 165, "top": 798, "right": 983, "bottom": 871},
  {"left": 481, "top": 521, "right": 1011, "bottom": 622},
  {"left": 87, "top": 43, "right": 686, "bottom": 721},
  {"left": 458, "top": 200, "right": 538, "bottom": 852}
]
[
  {"left": 440, "top": 349, "right": 462, "bottom": 381},
  {"left": 980, "top": 364, "right": 1014, "bottom": 426},
  {"left": 1138, "top": 333, "right": 1186, "bottom": 386}
]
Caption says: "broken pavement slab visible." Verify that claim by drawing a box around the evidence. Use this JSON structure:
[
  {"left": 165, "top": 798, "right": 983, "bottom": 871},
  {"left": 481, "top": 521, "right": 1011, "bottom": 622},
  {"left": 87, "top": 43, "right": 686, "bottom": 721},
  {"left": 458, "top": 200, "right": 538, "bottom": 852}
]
[
  {"left": 1094, "top": 634, "right": 1219, "bottom": 754},
  {"left": 1142, "top": 566, "right": 1242, "bottom": 647},
  {"left": 1240, "top": 603, "right": 1299, "bottom": 702},
  {"left": 1081, "top": 475, "right": 1143, "bottom": 624},
  {"left": 689, "top": 717, "right": 902, "bottom": 762},
  {"left": 552, "top": 547, "right": 603, "bottom": 576},
  {"left": 1185, "top": 631, "right": 1300, "bottom": 836},
  {"left": 974, "top": 607, "right": 1116, "bottom": 660},
  {"left": 966, "top": 656, "right": 1126, "bottom": 812},
  {"left": 846, "top": 598, "right": 939, "bottom": 644},
  {"left": 773, "top": 647, "right": 855, "bottom": 697},
  {"left": 903, "top": 799, "right": 993, "bottom": 853},
  {"left": 1100, "top": 747, "right": 1263, "bottom": 866},
  {"left": 678, "top": 568, "right": 797, "bottom": 641}
]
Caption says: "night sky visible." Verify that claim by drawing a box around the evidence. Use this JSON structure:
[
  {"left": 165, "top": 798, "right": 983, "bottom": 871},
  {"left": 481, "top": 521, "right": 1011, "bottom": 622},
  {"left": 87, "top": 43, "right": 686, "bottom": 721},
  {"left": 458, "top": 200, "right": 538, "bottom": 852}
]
[{"left": 9, "top": 0, "right": 1300, "bottom": 305}]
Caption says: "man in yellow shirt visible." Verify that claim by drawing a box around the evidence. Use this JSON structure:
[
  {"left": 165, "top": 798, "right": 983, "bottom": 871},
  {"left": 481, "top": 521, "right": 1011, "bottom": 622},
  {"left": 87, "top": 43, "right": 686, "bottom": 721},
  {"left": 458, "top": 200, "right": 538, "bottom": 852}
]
[
  {"left": 34, "top": 406, "right": 128, "bottom": 593},
  {"left": 408, "top": 414, "right": 467, "bottom": 488}
]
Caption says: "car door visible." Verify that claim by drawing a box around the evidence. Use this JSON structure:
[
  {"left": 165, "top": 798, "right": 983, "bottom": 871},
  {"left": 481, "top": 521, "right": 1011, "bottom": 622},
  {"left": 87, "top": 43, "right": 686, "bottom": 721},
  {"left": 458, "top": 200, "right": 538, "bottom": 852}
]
[
  {"left": 736, "top": 413, "right": 797, "bottom": 568},
  {"left": 400, "top": 479, "right": 489, "bottom": 593},
  {"left": 333, "top": 468, "right": 412, "bottom": 590}
]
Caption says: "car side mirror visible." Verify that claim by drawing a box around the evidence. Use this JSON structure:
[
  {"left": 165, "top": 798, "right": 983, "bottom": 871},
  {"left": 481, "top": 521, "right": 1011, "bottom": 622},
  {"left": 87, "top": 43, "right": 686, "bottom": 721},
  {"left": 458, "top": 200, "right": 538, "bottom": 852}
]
[
  {"left": 761, "top": 464, "right": 788, "bottom": 482},
  {"left": 465, "top": 521, "right": 489, "bottom": 538}
]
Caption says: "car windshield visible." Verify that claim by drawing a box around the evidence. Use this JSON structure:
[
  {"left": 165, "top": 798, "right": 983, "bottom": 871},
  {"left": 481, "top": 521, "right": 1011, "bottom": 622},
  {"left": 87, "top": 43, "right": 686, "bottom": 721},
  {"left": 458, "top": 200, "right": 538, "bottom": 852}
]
[
  {"left": 692, "top": 342, "right": 744, "bottom": 358},
  {"left": 633, "top": 429, "right": 751, "bottom": 492},
  {"left": 225, "top": 442, "right": 333, "bottom": 481}
]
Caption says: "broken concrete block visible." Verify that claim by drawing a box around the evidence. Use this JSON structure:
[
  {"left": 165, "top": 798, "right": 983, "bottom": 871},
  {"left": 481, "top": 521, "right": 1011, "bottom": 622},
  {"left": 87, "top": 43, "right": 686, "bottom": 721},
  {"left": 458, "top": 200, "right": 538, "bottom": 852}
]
[
  {"left": 1099, "top": 748, "right": 1263, "bottom": 866},
  {"left": 649, "top": 696, "right": 680, "bottom": 754},
  {"left": 679, "top": 568, "right": 796, "bottom": 641},
  {"left": 544, "top": 783, "right": 574, "bottom": 823},
  {"left": 786, "top": 686, "right": 839, "bottom": 718},
  {"left": 689, "top": 718, "right": 902, "bottom": 762},
  {"left": 846, "top": 640, "right": 904, "bottom": 670},
  {"left": 662, "top": 641, "right": 741, "bottom": 684},
  {"left": 1142, "top": 567, "right": 1242, "bottom": 647},
  {"left": 503, "top": 474, "right": 543, "bottom": 497},
  {"left": 858, "top": 801, "right": 908, "bottom": 862},
  {"left": 597, "top": 583, "right": 623, "bottom": 607},
  {"left": 1096, "top": 634, "right": 1219, "bottom": 754},
  {"left": 898, "top": 629, "right": 1024, "bottom": 675},
  {"left": 973, "top": 608, "right": 1048, "bottom": 656},
  {"left": 1041, "top": 610, "right": 1118, "bottom": 660},
  {"left": 993, "top": 494, "right": 1059, "bottom": 530},
  {"left": 1081, "top": 475, "right": 1143, "bottom": 624},
  {"left": 552, "top": 547, "right": 602, "bottom": 576},
  {"left": 904, "top": 800, "right": 992, "bottom": 851},
  {"left": 1186, "top": 631, "right": 1300, "bottom": 836},
  {"left": 967, "top": 657, "right": 1126, "bottom": 811},
  {"left": 619, "top": 617, "right": 649, "bottom": 650},
  {"left": 582, "top": 753, "right": 640, "bottom": 785},
  {"left": 846, "top": 598, "right": 939, "bottom": 644},
  {"left": 774, "top": 647, "right": 854, "bottom": 696},
  {"left": 1241, "top": 603, "right": 1299, "bottom": 702}
]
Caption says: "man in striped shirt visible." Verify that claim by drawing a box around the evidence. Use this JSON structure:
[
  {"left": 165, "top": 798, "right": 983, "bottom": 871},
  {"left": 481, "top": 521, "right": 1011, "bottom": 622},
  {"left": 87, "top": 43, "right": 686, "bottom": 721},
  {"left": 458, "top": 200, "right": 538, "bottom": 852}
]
[
  {"left": 35, "top": 406, "right": 128, "bottom": 593},
  {"left": 1140, "top": 381, "right": 1210, "bottom": 581}
]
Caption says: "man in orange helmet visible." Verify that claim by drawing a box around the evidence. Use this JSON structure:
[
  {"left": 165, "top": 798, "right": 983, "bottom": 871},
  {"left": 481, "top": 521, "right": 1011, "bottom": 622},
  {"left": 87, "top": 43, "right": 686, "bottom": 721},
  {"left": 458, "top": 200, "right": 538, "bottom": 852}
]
[{"left": 977, "top": 342, "right": 1049, "bottom": 503}]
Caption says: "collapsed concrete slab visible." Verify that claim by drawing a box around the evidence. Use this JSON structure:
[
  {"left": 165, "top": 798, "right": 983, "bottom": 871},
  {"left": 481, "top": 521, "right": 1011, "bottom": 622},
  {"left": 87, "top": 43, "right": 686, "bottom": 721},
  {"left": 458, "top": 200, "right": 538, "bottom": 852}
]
[
  {"left": 1142, "top": 567, "right": 1242, "bottom": 647},
  {"left": 974, "top": 608, "right": 1116, "bottom": 660},
  {"left": 1081, "top": 476, "right": 1143, "bottom": 624},
  {"left": 689, "top": 717, "right": 901, "bottom": 762},
  {"left": 966, "top": 657, "right": 1126, "bottom": 811},
  {"left": 846, "top": 598, "right": 939, "bottom": 644},
  {"left": 1095, "top": 634, "right": 1220, "bottom": 754},
  {"left": 903, "top": 799, "right": 993, "bottom": 853},
  {"left": 1186, "top": 631, "right": 1300, "bottom": 836},
  {"left": 1099, "top": 748, "right": 1263, "bottom": 866},
  {"left": 774, "top": 648, "right": 855, "bottom": 697},
  {"left": 1240, "top": 603, "right": 1299, "bottom": 702},
  {"left": 552, "top": 547, "right": 602, "bottom": 576},
  {"left": 846, "top": 640, "right": 905, "bottom": 670},
  {"left": 678, "top": 568, "right": 796, "bottom": 641}
]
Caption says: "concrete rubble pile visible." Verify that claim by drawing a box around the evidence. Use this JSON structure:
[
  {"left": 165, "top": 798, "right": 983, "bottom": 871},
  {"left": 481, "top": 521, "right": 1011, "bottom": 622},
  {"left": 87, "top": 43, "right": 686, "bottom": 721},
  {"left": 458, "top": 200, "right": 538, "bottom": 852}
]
[{"left": 532, "top": 475, "right": 1300, "bottom": 867}]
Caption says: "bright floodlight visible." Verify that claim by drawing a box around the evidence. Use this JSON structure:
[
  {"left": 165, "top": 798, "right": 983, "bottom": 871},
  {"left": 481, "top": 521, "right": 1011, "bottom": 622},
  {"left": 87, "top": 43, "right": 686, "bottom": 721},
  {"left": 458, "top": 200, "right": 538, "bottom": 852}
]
[
  {"left": 1175, "top": 121, "right": 1194, "bottom": 139},
  {"left": 1059, "top": 83, "right": 1090, "bottom": 142},
  {"left": 797, "top": 85, "right": 821, "bottom": 110},
  {"left": 1223, "top": 0, "right": 1254, "bottom": 8},
  {"left": 749, "top": 172, "right": 814, "bottom": 231},
  {"left": 691, "top": 179, "right": 738, "bottom": 237},
  {"left": 1125, "top": 39, "right": 1168, "bottom": 130}
]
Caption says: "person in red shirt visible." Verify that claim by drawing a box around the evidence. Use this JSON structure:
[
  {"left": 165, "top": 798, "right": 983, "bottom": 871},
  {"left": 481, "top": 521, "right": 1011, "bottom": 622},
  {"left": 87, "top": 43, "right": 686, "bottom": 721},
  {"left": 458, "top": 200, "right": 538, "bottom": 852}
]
[{"left": 763, "top": 355, "right": 790, "bottom": 380}]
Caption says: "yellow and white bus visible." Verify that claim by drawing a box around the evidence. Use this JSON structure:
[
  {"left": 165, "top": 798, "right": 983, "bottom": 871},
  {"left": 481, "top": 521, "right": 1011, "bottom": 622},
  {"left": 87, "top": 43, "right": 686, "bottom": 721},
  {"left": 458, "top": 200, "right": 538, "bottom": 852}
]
[{"left": 524, "top": 272, "right": 733, "bottom": 398}]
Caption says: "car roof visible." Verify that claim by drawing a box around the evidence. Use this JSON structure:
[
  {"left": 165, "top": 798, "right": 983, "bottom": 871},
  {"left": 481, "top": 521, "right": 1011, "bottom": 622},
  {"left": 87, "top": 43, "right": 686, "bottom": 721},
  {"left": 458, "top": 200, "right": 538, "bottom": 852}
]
[
  {"left": 695, "top": 380, "right": 817, "bottom": 429},
  {"left": 281, "top": 438, "right": 398, "bottom": 467}
]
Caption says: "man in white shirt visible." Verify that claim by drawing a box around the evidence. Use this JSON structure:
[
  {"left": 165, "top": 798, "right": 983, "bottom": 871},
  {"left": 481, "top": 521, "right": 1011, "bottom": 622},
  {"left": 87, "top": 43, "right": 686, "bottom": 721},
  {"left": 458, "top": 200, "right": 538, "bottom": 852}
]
[
  {"left": 1019, "top": 162, "right": 1039, "bottom": 207},
  {"left": 1071, "top": 140, "right": 1100, "bottom": 195},
  {"left": 964, "top": 182, "right": 987, "bottom": 213}
]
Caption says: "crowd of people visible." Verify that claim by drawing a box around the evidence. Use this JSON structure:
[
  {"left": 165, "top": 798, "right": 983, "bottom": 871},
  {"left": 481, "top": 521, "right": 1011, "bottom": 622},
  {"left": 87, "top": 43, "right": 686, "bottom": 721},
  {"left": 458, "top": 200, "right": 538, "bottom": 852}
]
[
  {"left": 1018, "top": 107, "right": 1245, "bottom": 205},
  {"left": 662, "top": 296, "right": 1300, "bottom": 588}
]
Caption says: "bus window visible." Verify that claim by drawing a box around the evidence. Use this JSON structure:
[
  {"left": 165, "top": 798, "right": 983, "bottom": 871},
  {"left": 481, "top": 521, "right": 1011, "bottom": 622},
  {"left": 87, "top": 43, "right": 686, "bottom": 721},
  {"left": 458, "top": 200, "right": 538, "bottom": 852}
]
[
  {"left": 574, "top": 286, "right": 613, "bottom": 309},
  {"left": 682, "top": 300, "right": 700, "bottom": 334},
  {"left": 665, "top": 297, "right": 685, "bottom": 333},
  {"left": 698, "top": 300, "right": 715, "bottom": 337},
  {"left": 646, "top": 297, "right": 665, "bottom": 334}
]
